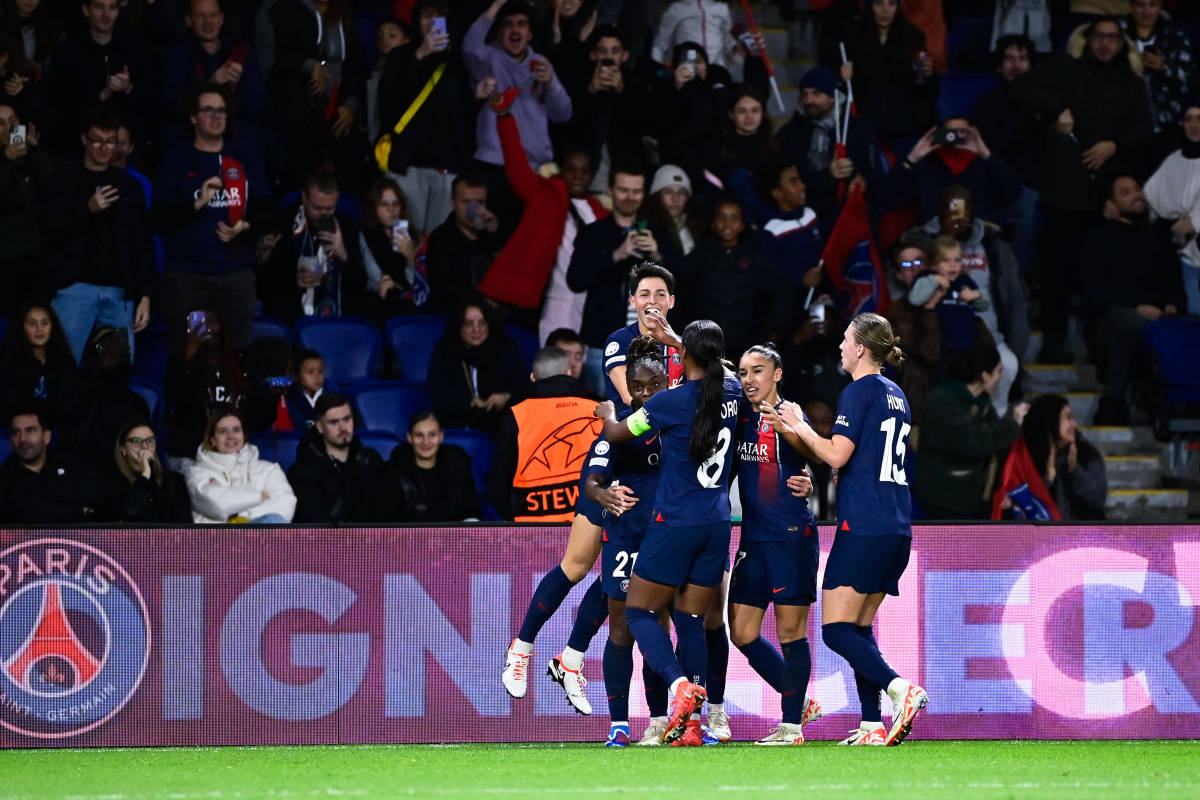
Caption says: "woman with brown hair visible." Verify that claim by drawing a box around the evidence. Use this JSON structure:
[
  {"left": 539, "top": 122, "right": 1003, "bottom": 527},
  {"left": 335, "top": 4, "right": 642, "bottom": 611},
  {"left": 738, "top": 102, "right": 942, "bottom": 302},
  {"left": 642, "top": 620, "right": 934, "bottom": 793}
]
[{"left": 105, "top": 422, "right": 192, "bottom": 523}]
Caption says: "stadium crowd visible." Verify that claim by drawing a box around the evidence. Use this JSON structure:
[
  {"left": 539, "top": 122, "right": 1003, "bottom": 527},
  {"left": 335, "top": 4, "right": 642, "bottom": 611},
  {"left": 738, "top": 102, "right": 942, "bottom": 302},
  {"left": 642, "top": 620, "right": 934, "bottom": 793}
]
[{"left": 1, "top": 0, "right": 1198, "bottom": 526}]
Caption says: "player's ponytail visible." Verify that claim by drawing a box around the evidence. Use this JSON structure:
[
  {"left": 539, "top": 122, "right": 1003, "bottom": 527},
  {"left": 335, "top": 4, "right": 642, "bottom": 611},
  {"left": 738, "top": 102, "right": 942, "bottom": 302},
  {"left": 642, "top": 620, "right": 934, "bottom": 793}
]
[
  {"left": 684, "top": 320, "right": 727, "bottom": 462},
  {"left": 850, "top": 313, "right": 905, "bottom": 369}
]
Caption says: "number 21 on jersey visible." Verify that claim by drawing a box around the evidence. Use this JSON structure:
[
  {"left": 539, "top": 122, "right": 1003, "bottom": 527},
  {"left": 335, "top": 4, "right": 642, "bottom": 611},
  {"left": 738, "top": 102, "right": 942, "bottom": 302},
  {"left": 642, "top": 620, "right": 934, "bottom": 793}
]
[{"left": 878, "top": 417, "right": 910, "bottom": 485}]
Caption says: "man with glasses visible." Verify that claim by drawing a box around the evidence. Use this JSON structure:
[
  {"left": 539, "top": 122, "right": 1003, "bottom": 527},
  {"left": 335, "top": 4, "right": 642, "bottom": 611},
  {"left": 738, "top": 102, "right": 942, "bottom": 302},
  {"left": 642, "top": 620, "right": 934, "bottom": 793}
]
[
  {"left": 43, "top": 107, "right": 154, "bottom": 365},
  {"left": 153, "top": 82, "right": 272, "bottom": 354}
]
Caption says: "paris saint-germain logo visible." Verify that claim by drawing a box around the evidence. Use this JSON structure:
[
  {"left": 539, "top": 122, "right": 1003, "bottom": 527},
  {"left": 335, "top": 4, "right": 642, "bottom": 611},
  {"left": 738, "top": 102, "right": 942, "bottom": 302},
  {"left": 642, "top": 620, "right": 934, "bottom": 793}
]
[{"left": 0, "top": 538, "right": 150, "bottom": 739}]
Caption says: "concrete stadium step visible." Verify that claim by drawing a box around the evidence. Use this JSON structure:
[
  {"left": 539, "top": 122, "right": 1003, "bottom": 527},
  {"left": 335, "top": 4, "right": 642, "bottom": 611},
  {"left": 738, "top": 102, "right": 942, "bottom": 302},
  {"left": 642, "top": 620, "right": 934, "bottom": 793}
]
[
  {"left": 1104, "top": 455, "right": 1162, "bottom": 490},
  {"left": 1024, "top": 330, "right": 1042, "bottom": 363},
  {"left": 1024, "top": 363, "right": 1099, "bottom": 394},
  {"left": 1081, "top": 426, "right": 1158, "bottom": 456},
  {"left": 760, "top": 27, "right": 790, "bottom": 64},
  {"left": 1105, "top": 488, "right": 1189, "bottom": 521}
]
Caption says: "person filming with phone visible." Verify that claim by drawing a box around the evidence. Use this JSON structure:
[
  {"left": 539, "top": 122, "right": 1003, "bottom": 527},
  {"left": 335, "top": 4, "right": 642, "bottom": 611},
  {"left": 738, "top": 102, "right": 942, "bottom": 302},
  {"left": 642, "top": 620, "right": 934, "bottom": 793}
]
[
  {"left": 424, "top": 171, "right": 501, "bottom": 313},
  {"left": 0, "top": 104, "right": 52, "bottom": 313}
]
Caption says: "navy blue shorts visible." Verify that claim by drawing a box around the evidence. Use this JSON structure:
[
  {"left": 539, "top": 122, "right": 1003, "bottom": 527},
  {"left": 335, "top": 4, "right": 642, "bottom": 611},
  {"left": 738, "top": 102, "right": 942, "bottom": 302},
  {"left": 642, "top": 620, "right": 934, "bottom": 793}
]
[
  {"left": 728, "top": 531, "right": 819, "bottom": 608},
  {"left": 577, "top": 493, "right": 604, "bottom": 527},
  {"left": 601, "top": 535, "right": 640, "bottom": 602},
  {"left": 634, "top": 520, "right": 730, "bottom": 588},
  {"left": 822, "top": 533, "right": 911, "bottom": 596}
]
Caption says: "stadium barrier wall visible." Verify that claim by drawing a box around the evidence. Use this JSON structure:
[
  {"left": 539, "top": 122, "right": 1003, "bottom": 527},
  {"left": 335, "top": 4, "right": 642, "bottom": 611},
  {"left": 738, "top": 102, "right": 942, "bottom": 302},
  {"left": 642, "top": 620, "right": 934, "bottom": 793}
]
[{"left": 1, "top": 524, "right": 1199, "bottom": 747}]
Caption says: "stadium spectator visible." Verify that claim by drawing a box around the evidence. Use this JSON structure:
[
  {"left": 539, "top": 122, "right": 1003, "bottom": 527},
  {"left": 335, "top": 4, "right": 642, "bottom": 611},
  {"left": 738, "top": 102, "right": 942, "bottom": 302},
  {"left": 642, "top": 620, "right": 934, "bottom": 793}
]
[
  {"left": 259, "top": 167, "right": 367, "bottom": 322},
  {"left": 717, "top": 83, "right": 777, "bottom": 210},
  {"left": 358, "top": 175, "right": 429, "bottom": 321},
  {"left": 997, "top": 394, "right": 1107, "bottom": 520},
  {"left": 754, "top": 154, "right": 823, "bottom": 291},
  {"left": 777, "top": 65, "right": 882, "bottom": 225},
  {"left": 885, "top": 238, "right": 941, "bottom": 425},
  {"left": 378, "top": 0, "right": 468, "bottom": 235},
  {"left": 487, "top": 346, "right": 595, "bottom": 521},
  {"left": 0, "top": 103, "right": 52, "bottom": 312},
  {"left": 463, "top": 0, "right": 572, "bottom": 173},
  {"left": 0, "top": 0, "right": 63, "bottom": 71},
  {"left": 1080, "top": 174, "right": 1184, "bottom": 425},
  {"left": 879, "top": 115, "right": 1021, "bottom": 224},
  {"left": 684, "top": 194, "right": 793, "bottom": 360},
  {"left": 70, "top": 325, "right": 154, "bottom": 473},
  {"left": 104, "top": 421, "right": 192, "bottom": 523},
  {"left": 46, "top": 0, "right": 148, "bottom": 151},
  {"left": 913, "top": 342, "right": 1025, "bottom": 519},
  {"left": 0, "top": 31, "right": 38, "bottom": 124},
  {"left": 909, "top": 185, "right": 1028, "bottom": 416},
  {"left": 822, "top": 0, "right": 939, "bottom": 148},
  {"left": 154, "top": 83, "right": 272, "bottom": 354},
  {"left": 0, "top": 302, "right": 82, "bottom": 433},
  {"left": 567, "top": 163, "right": 678, "bottom": 388},
  {"left": 971, "top": 34, "right": 1043, "bottom": 271},
  {"left": 1144, "top": 101, "right": 1200, "bottom": 314},
  {"left": 650, "top": 0, "right": 734, "bottom": 70},
  {"left": 111, "top": 121, "right": 149, "bottom": 202},
  {"left": 0, "top": 405, "right": 105, "bottom": 523},
  {"left": 43, "top": 106, "right": 153, "bottom": 364},
  {"left": 545, "top": 327, "right": 586, "bottom": 380},
  {"left": 161, "top": 0, "right": 269, "bottom": 140},
  {"left": 426, "top": 297, "right": 526, "bottom": 432},
  {"left": 906, "top": 236, "right": 991, "bottom": 358},
  {"left": 266, "top": 0, "right": 368, "bottom": 191},
  {"left": 283, "top": 347, "right": 324, "bottom": 429},
  {"left": 643, "top": 164, "right": 699, "bottom": 258},
  {"left": 365, "top": 17, "right": 409, "bottom": 144},
  {"left": 1012, "top": 15, "right": 1153, "bottom": 362},
  {"left": 184, "top": 405, "right": 296, "bottom": 523},
  {"left": 385, "top": 410, "right": 481, "bottom": 522},
  {"left": 1121, "top": 0, "right": 1197, "bottom": 147},
  {"left": 288, "top": 392, "right": 388, "bottom": 523},
  {"left": 644, "top": 41, "right": 729, "bottom": 189},
  {"left": 423, "top": 171, "right": 502, "bottom": 313}
]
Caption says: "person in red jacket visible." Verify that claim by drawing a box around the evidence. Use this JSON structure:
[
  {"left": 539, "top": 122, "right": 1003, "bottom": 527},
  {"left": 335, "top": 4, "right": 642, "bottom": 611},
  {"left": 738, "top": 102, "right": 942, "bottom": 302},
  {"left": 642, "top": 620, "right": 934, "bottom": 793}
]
[{"left": 476, "top": 88, "right": 608, "bottom": 344}]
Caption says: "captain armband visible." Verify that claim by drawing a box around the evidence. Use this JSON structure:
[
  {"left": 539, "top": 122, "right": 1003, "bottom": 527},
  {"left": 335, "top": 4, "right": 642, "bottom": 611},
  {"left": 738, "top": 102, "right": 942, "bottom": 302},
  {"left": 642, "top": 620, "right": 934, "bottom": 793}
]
[{"left": 626, "top": 408, "right": 652, "bottom": 436}]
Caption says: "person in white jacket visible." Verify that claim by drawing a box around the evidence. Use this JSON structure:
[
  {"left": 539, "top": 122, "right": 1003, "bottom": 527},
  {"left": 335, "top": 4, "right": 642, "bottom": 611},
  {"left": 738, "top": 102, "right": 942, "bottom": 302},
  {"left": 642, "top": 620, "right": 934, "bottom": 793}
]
[
  {"left": 185, "top": 407, "right": 297, "bottom": 524},
  {"left": 651, "top": 0, "right": 735, "bottom": 70},
  {"left": 1144, "top": 101, "right": 1200, "bottom": 315}
]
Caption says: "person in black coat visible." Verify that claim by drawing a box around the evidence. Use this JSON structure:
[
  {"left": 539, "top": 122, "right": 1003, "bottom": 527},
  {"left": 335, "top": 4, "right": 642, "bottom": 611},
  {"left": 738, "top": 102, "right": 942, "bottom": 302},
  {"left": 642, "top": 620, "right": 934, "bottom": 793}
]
[
  {"left": 287, "top": 392, "right": 388, "bottom": 523},
  {"left": 0, "top": 404, "right": 105, "bottom": 524},
  {"left": 104, "top": 421, "right": 192, "bottom": 523},
  {"left": 385, "top": 410, "right": 481, "bottom": 522},
  {"left": 643, "top": 41, "right": 732, "bottom": 189},
  {"left": 426, "top": 297, "right": 527, "bottom": 433},
  {"left": 0, "top": 302, "right": 83, "bottom": 435}
]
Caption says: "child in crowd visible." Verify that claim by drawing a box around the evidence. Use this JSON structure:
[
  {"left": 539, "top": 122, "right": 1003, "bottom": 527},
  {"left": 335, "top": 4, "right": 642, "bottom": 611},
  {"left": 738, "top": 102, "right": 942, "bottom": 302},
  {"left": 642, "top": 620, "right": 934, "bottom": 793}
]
[
  {"left": 907, "top": 236, "right": 990, "bottom": 353},
  {"left": 285, "top": 349, "right": 325, "bottom": 429}
]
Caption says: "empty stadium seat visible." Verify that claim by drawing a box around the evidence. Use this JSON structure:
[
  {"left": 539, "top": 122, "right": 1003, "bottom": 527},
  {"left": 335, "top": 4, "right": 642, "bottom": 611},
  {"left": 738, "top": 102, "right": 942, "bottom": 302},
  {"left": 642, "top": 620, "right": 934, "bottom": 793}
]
[
  {"left": 128, "top": 378, "right": 163, "bottom": 424},
  {"left": 386, "top": 316, "right": 445, "bottom": 382},
  {"left": 504, "top": 323, "right": 540, "bottom": 370},
  {"left": 354, "top": 381, "right": 430, "bottom": 437},
  {"left": 442, "top": 428, "right": 495, "bottom": 494},
  {"left": 1146, "top": 318, "right": 1200, "bottom": 406},
  {"left": 251, "top": 431, "right": 302, "bottom": 471},
  {"left": 0, "top": 431, "right": 10, "bottom": 464},
  {"left": 936, "top": 72, "right": 998, "bottom": 121},
  {"left": 250, "top": 314, "right": 292, "bottom": 345},
  {"left": 358, "top": 431, "right": 400, "bottom": 460},
  {"left": 295, "top": 316, "right": 382, "bottom": 387}
]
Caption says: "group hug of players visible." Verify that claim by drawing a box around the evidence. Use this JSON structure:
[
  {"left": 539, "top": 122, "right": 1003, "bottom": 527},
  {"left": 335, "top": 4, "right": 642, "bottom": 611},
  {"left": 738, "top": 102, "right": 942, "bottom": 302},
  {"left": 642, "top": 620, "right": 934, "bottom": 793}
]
[{"left": 501, "top": 263, "right": 928, "bottom": 747}]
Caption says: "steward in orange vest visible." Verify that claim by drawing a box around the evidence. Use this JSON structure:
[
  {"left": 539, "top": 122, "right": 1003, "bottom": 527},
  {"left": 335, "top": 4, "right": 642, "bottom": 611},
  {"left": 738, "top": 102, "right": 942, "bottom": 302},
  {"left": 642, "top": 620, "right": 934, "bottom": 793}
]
[{"left": 487, "top": 348, "right": 600, "bottom": 521}]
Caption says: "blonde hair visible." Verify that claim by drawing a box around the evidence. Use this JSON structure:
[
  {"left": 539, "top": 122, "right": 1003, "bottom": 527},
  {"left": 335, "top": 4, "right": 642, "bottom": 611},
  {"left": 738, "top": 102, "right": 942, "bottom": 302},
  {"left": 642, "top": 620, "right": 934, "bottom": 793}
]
[
  {"left": 929, "top": 236, "right": 962, "bottom": 268},
  {"left": 850, "top": 312, "right": 905, "bottom": 368}
]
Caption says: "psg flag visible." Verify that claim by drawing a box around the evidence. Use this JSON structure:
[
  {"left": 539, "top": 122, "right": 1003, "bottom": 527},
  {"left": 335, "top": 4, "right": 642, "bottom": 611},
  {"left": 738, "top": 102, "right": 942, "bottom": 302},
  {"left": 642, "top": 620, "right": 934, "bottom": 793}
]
[
  {"left": 991, "top": 435, "right": 1062, "bottom": 521},
  {"left": 819, "top": 180, "right": 891, "bottom": 321}
]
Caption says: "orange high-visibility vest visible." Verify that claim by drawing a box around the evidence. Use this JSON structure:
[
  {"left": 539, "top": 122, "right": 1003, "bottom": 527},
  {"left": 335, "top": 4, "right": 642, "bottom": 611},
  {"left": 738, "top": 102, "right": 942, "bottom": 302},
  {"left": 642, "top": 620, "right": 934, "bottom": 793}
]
[{"left": 510, "top": 395, "right": 602, "bottom": 522}]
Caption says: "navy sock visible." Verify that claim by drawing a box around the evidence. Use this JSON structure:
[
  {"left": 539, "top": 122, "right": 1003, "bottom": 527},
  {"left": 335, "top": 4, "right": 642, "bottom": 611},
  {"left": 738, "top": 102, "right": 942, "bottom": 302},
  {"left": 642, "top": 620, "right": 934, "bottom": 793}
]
[
  {"left": 822, "top": 622, "right": 898, "bottom": 694},
  {"left": 672, "top": 610, "right": 708, "bottom": 689},
  {"left": 779, "top": 638, "right": 811, "bottom": 724},
  {"left": 517, "top": 565, "right": 575, "bottom": 643},
  {"left": 566, "top": 577, "right": 608, "bottom": 653},
  {"left": 855, "top": 624, "right": 883, "bottom": 723},
  {"left": 627, "top": 607, "right": 684, "bottom": 686},
  {"left": 736, "top": 636, "right": 784, "bottom": 692},
  {"left": 603, "top": 640, "right": 633, "bottom": 723},
  {"left": 643, "top": 661, "right": 668, "bottom": 717},
  {"left": 704, "top": 625, "right": 729, "bottom": 704}
]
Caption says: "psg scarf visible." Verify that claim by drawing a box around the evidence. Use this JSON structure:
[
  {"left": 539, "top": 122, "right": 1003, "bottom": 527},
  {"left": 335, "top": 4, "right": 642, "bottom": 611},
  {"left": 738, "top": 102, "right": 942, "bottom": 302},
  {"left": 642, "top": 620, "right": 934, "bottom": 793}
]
[
  {"left": 934, "top": 147, "right": 977, "bottom": 176},
  {"left": 218, "top": 154, "right": 248, "bottom": 226},
  {"left": 991, "top": 435, "right": 1062, "bottom": 521}
]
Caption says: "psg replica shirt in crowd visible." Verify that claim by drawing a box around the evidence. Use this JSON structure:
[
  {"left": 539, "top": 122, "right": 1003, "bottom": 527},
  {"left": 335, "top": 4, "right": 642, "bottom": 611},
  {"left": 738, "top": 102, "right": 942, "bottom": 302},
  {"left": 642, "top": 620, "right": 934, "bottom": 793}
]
[
  {"left": 737, "top": 400, "right": 816, "bottom": 542},
  {"left": 581, "top": 431, "right": 661, "bottom": 543},
  {"left": 627, "top": 375, "right": 742, "bottom": 526},
  {"left": 832, "top": 374, "right": 912, "bottom": 537},
  {"left": 602, "top": 322, "right": 686, "bottom": 412}
]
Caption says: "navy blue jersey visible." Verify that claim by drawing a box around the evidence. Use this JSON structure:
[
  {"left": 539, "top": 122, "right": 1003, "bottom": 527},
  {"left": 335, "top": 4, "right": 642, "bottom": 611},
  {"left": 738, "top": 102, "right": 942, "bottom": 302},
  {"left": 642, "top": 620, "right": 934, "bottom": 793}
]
[
  {"left": 832, "top": 374, "right": 912, "bottom": 536},
  {"left": 737, "top": 399, "right": 816, "bottom": 542},
  {"left": 581, "top": 431, "right": 661, "bottom": 544},
  {"left": 602, "top": 322, "right": 685, "bottom": 413},
  {"left": 628, "top": 375, "right": 741, "bottom": 526}
]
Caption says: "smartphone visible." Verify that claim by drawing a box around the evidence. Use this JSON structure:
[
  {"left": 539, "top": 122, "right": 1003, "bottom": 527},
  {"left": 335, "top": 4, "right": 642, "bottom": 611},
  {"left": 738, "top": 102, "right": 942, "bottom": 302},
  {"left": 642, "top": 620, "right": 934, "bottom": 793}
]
[
  {"left": 186, "top": 310, "right": 210, "bottom": 339},
  {"left": 393, "top": 219, "right": 409, "bottom": 236},
  {"left": 316, "top": 215, "right": 337, "bottom": 234},
  {"left": 933, "top": 127, "right": 966, "bottom": 147},
  {"left": 466, "top": 201, "right": 487, "bottom": 231},
  {"left": 635, "top": 219, "right": 648, "bottom": 233},
  {"left": 431, "top": 16, "right": 448, "bottom": 50},
  {"left": 9, "top": 124, "right": 25, "bottom": 146},
  {"left": 685, "top": 49, "right": 698, "bottom": 66}
]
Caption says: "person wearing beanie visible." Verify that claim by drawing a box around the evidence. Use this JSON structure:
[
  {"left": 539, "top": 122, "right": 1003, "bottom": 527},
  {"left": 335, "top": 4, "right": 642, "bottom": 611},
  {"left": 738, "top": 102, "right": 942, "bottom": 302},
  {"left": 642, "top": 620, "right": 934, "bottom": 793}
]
[
  {"left": 778, "top": 65, "right": 882, "bottom": 224},
  {"left": 1144, "top": 100, "right": 1200, "bottom": 315},
  {"left": 644, "top": 164, "right": 699, "bottom": 258}
]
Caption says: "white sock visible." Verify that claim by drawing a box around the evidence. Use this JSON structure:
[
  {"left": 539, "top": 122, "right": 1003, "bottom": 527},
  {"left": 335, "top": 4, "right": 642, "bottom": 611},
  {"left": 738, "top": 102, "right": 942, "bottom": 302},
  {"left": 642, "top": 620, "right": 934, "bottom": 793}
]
[
  {"left": 862, "top": 721, "right": 885, "bottom": 731},
  {"left": 651, "top": 715, "right": 668, "bottom": 723},
  {"left": 887, "top": 677, "right": 909, "bottom": 701},
  {"left": 560, "top": 646, "right": 585, "bottom": 671},
  {"left": 707, "top": 703, "right": 723, "bottom": 714},
  {"left": 610, "top": 720, "right": 629, "bottom": 729},
  {"left": 669, "top": 677, "right": 686, "bottom": 696},
  {"left": 511, "top": 638, "right": 533, "bottom": 656}
]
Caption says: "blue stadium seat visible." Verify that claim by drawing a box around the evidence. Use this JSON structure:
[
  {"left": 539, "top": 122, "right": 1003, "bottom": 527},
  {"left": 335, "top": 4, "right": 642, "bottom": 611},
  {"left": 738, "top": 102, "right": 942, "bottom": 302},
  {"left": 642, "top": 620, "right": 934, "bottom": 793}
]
[
  {"left": 0, "top": 431, "right": 10, "bottom": 464},
  {"left": 504, "top": 323, "right": 540, "bottom": 370},
  {"left": 1145, "top": 318, "right": 1200, "bottom": 406},
  {"left": 442, "top": 428, "right": 495, "bottom": 494},
  {"left": 386, "top": 315, "right": 446, "bottom": 382},
  {"left": 250, "top": 313, "right": 292, "bottom": 345},
  {"left": 251, "top": 431, "right": 302, "bottom": 471},
  {"left": 132, "top": 328, "right": 168, "bottom": 388},
  {"left": 358, "top": 431, "right": 400, "bottom": 460},
  {"left": 128, "top": 378, "right": 163, "bottom": 424},
  {"left": 937, "top": 72, "right": 998, "bottom": 121},
  {"left": 946, "top": 17, "right": 994, "bottom": 72},
  {"left": 354, "top": 381, "right": 430, "bottom": 437},
  {"left": 295, "top": 316, "right": 382, "bottom": 387}
]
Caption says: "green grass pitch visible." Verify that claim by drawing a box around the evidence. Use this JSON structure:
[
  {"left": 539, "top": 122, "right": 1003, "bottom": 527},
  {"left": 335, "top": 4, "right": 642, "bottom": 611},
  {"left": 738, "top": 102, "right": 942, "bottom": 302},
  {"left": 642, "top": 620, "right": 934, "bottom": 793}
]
[{"left": 4, "top": 741, "right": 1198, "bottom": 799}]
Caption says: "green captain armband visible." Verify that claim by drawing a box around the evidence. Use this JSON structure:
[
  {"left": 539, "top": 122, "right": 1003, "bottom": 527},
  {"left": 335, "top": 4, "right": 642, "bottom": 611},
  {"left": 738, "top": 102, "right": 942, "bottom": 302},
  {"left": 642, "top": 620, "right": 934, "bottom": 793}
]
[{"left": 626, "top": 408, "right": 652, "bottom": 436}]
